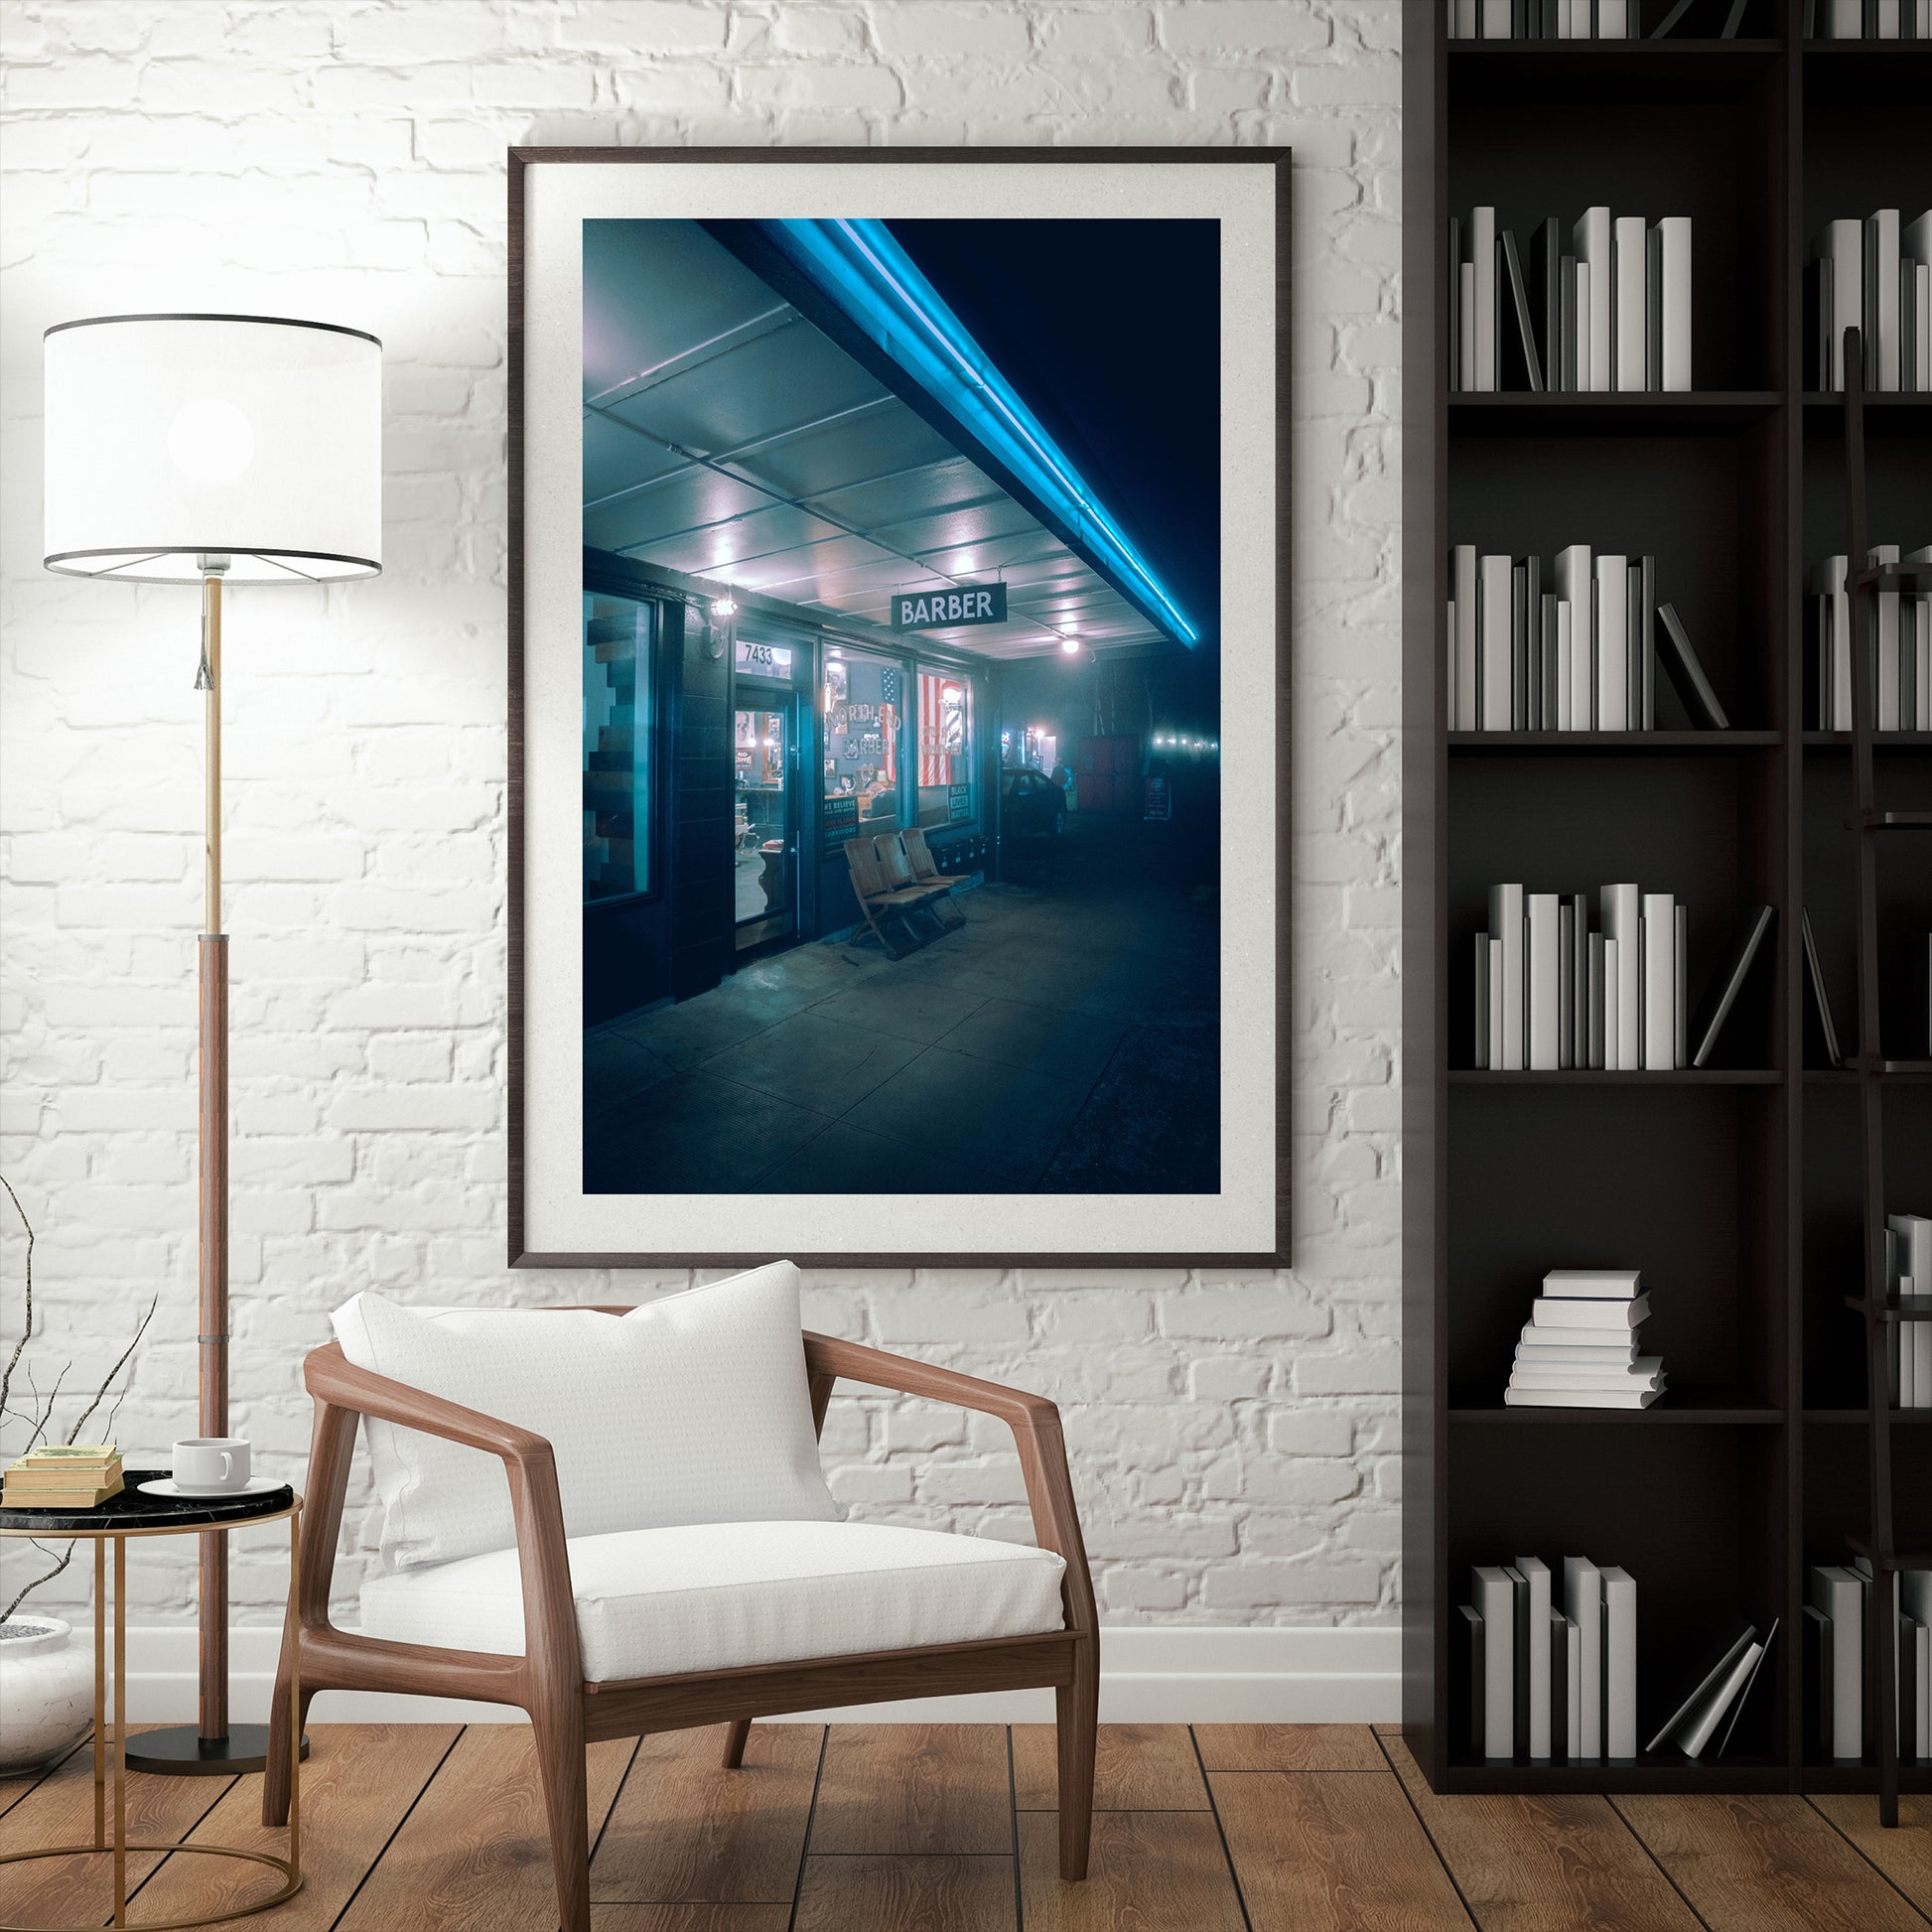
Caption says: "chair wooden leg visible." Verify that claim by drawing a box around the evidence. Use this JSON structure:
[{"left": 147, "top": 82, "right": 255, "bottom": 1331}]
[
  {"left": 530, "top": 1697, "right": 591, "bottom": 1932},
  {"left": 261, "top": 1643, "right": 312, "bottom": 1827},
  {"left": 721, "top": 1718, "right": 753, "bottom": 1768},
  {"left": 1055, "top": 1644, "right": 1098, "bottom": 1881}
]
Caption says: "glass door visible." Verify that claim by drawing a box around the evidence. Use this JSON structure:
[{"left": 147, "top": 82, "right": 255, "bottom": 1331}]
[{"left": 733, "top": 685, "right": 797, "bottom": 952}]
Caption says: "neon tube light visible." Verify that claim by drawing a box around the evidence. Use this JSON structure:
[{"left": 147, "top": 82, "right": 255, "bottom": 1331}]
[{"left": 759, "top": 218, "right": 1199, "bottom": 647}]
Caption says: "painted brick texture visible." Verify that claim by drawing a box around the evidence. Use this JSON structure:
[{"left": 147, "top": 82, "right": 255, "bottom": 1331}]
[{"left": 0, "top": 0, "right": 1401, "bottom": 1627}]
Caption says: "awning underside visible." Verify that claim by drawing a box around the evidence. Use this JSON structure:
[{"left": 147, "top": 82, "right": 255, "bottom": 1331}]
[{"left": 583, "top": 220, "right": 1171, "bottom": 661}]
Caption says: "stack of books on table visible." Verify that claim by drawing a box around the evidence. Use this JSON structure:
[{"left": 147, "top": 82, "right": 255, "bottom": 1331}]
[
  {"left": 1810, "top": 543, "right": 1932, "bottom": 731},
  {"left": 1809, "top": 1560, "right": 1932, "bottom": 1763},
  {"left": 1, "top": 1444, "right": 124, "bottom": 1510},
  {"left": 1506, "top": 1270, "right": 1664, "bottom": 1409},
  {"left": 1809, "top": 209, "right": 1932, "bottom": 389},
  {"left": 1464, "top": 1555, "right": 1640, "bottom": 1762},
  {"left": 1888, "top": 1212, "right": 1931, "bottom": 1408},
  {"left": 1449, "top": 206, "right": 1691, "bottom": 393},
  {"left": 1447, "top": 544, "right": 1731, "bottom": 732}
]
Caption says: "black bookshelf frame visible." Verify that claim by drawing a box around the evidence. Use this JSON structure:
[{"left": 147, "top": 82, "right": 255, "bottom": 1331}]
[{"left": 1402, "top": 0, "right": 1932, "bottom": 1797}]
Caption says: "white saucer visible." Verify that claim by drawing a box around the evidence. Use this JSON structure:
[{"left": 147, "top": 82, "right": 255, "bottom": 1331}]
[{"left": 137, "top": 1475, "right": 283, "bottom": 1500}]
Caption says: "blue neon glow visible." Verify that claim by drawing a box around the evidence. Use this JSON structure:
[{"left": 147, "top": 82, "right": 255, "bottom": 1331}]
[{"left": 759, "top": 217, "right": 1199, "bottom": 647}]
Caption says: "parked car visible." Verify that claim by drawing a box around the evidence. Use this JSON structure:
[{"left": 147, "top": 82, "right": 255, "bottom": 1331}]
[{"left": 1000, "top": 765, "right": 1067, "bottom": 839}]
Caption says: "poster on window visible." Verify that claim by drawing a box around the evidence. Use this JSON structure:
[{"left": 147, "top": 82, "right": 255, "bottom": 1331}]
[{"left": 512, "top": 150, "right": 1288, "bottom": 1266}]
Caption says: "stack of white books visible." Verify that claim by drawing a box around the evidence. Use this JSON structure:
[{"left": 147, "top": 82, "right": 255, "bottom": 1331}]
[
  {"left": 1810, "top": 542, "right": 1931, "bottom": 731},
  {"left": 1505, "top": 1269, "right": 1663, "bottom": 1410}
]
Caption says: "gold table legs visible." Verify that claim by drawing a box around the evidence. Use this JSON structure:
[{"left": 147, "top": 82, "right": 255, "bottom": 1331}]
[{"left": 0, "top": 1508, "right": 302, "bottom": 1932}]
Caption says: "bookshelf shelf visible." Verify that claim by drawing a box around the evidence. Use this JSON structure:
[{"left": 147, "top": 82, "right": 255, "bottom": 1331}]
[
  {"left": 1449, "top": 730, "right": 1782, "bottom": 754},
  {"left": 1405, "top": 0, "right": 1929, "bottom": 1807},
  {"left": 1449, "top": 392, "right": 1781, "bottom": 434},
  {"left": 1449, "top": 1403, "right": 1783, "bottom": 1425},
  {"left": 1448, "top": 1068, "right": 1781, "bottom": 1084}
]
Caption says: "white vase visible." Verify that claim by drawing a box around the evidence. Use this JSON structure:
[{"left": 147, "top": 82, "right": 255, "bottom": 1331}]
[{"left": 0, "top": 1616, "right": 92, "bottom": 1775}]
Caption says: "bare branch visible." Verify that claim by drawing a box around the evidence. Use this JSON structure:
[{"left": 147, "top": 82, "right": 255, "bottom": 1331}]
[
  {"left": 0, "top": 1175, "right": 35, "bottom": 1433},
  {"left": 3, "top": 1540, "right": 75, "bottom": 1625},
  {"left": 65, "top": 1296, "right": 157, "bottom": 1446}
]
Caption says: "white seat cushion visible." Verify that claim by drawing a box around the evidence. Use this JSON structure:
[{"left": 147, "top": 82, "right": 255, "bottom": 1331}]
[
  {"left": 331, "top": 1263, "right": 838, "bottom": 1572},
  {"left": 358, "top": 1520, "right": 1067, "bottom": 1682}
]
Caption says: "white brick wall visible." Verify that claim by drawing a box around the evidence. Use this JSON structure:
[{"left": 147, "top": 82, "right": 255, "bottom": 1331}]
[{"left": 0, "top": 0, "right": 1401, "bottom": 1632}]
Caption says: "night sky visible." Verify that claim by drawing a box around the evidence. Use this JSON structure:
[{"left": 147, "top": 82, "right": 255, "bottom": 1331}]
[{"left": 887, "top": 218, "right": 1222, "bottom": 670}]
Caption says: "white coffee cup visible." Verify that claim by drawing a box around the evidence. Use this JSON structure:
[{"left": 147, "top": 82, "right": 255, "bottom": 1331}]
[{"left": 173, "top": 1438, "right": 250, "bottom": 1493}]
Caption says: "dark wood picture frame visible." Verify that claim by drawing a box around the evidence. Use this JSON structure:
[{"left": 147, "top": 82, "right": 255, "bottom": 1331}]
[{"left": 507, "top": 146, "right": 1292, "bottom": 1271}]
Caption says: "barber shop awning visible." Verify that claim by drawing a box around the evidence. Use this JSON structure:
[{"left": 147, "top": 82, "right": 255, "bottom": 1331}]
[{"left": 583, "top": 218, "right": 1196, "bottom": 661}]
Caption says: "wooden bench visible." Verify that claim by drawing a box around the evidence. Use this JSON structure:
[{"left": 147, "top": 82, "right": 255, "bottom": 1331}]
[{"left": 843, "top": 835, "right": 939, "bottom": 958}]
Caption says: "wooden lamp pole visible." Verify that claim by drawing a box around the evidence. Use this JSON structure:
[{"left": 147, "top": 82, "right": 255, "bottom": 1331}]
[{"left": 199, "top": 563, "right": 230, "bottom": 1747}]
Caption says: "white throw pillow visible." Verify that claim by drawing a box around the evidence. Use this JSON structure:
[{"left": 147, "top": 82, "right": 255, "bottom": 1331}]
[{"left": 331, "top": 1261, "right": 839, "bottom": 1572}]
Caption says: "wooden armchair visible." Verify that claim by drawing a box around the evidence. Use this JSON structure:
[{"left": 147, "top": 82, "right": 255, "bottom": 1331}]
[{"left": 263, "top": 1321, "right": 1098, "bottom": 1932}]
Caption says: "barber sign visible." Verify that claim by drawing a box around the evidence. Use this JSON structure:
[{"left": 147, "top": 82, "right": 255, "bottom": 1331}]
[{"left": 892, "top": 582, "right": 1007, "bottom": 630}]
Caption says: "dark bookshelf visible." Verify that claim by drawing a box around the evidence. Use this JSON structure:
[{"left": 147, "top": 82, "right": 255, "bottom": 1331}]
[{"left": 1403, "top": 0, "right": 1932, "bottom": 1798}]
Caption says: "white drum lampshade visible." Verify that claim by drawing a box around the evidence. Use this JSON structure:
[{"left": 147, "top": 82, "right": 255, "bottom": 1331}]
[{"left": 43, "top": 313, "right": 382, "bottom": 584}]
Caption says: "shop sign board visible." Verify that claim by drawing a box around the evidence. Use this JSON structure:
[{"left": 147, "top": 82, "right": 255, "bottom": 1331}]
[{"left": 892, "top": 583, "right": 1007, "bottom": 630}]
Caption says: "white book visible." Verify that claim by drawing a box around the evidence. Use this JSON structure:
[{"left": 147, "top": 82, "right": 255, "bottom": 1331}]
[
  {"left": 1904, "top": 1571, "right": 1932, "bottom": 1756},
  {"left": 1875, "top": 0, "right": 1901, "bottom": 31},
  {"left": 1819, "top": 554, "right": 1851, "bottom": 729},
  {"left": 1528, "top": 894, "right": 1561, "bottom": 1070},
  {"left": 1543, "top": 1269, "right": 1643, "bottom": 1298},
  {"left": 1827, "top": 0, "right": 1862, "bottom": 34},
  {"left": 1564, "top": 1616, "right": 1584, "bottom": 1759},
  {"left": 1675, "top": 901, "right": 1688, "bottom": 1070},
  {"left": 1642, "top": 893, "right": 1676, "bottom": 1071},
  {"left": 1821, "top": 219, "right": 1863, "bottom": 388},
  {"left": 1518, "top": 1338, "right": 1642, "bottom": 1365},
  {"left": 1488, "top": 937, "right": 1505, "bottom": 1069},
  {"left": 1453, "top": 545, "right": 1478, "bottom": 730},
  {"left": 1873, "top": 543, "right": 1901, "bottom": 730},
  {"left": 1598, "top": 0, "right": 1629, "bottom": 33},
  {"left": 1480, "top": 553, "right": 1514, "bottom": 731},
  {"left": 1555, "top": 546, "right": 1594, "bottom": 729},
  {"left": 1459, "top": 262, "right": 1477, "bottom": 391},
  {"left": 1656, "top": 216, "right": 1692, "bottom": 392},
  {"left": 1510, "top": 1361, "right": 1663, "bottom": 1389},
  {"left": 1680, "top": 1640, "right": 1764, "bottom": 1760},
  {"left": 1602, "top": 937, "right": 1620, "bottom": 1070},
  {"left": 1595, "top": 557, "right": 1629, "bottom": 730},
  {"left": 1482, "top": 0, "right": 1510, "bottom": 35},
  {"left": 1575, "top": 208, "right": 1612, "bottom": 394},
  {"left": 1918, "top": 263, "right": 1932, "bottom": 399},
  {"left": 1555, "top": 600, "right": 1575, "bottom": 730},
  {"left": 1601, "top": 885, "right": 1642, "bottom": 1069},
  {"left": 1531, "top": 1292, "right": 1653, "bottom": 1330},
  {"left": 1472, "top": 207, "right": 1497, "bottom": 392},
  {"left": 1602, "top": 1568, "right": 1638, "bottom": 1759},
  {"left": 1811, "top": 1565, "right": 1863, "bottom": 1759},
  {"left": 1867, "top": 210, "right": 1901, "bottom": 391},
  {"left": 1613, "top": 214, "right": 1647, "bottom": 392},
  {"left": 1565, "top": 1558, "right": 1602, "bottom": 1760},
  {"left": 1490, "top": 883, "right": 1526, "bottom": 1070},
  {"left": 1507, "top": 1386, "right": 1661, "bottom": 1409},
  {"left": 1519, "top": 1557, "right": 1553, "bottom": 1760},
  {"left": 1474, "top": 1565, "right": 1515, "bottom": 1759}
]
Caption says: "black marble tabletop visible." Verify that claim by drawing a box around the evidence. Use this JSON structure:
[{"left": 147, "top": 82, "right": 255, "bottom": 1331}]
[{"left": 0, "top": 1470, "right": 296, "bottom": 1535}]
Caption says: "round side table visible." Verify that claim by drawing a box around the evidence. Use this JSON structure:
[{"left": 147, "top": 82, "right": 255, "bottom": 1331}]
[{"left": 0, "top": 1474, "right": 303, "bottom": 1932}]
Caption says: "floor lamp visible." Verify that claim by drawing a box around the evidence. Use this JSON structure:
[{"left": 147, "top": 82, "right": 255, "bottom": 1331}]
[{"left": 42, "top": 313, "right": 382, "bottom": 1772}]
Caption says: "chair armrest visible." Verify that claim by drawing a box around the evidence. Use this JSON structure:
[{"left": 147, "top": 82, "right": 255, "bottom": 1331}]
[
  {"left": 801, "top": 1333, "right": 1097, "bottom": 1640},
  {"left": 300, "top": 1341, "right": 583, "bottom": 1687}
]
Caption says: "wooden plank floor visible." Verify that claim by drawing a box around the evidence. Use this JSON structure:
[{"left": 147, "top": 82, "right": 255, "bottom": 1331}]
[{"left": 0, "top": 1724, "right": 1925, "bottom": 1931}]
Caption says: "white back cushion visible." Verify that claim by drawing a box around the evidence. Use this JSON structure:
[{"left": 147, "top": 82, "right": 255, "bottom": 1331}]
[{"left": 331, "top": 1261, "right": 839, "bottom": 1572}]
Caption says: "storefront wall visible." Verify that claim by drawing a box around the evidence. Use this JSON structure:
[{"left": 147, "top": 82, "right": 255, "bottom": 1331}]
[{"left": 583, "top": 546, "right": 996, "bottom": 1026}]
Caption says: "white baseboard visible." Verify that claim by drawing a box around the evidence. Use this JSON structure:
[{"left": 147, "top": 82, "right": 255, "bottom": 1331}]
[{"left": 119, "top": 1624, "right": 1399, "bottom": 1726}]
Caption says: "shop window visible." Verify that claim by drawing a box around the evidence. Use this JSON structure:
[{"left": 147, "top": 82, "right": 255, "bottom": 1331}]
[
  {"left": 583, "top": 590, "right": 654, "bottom": 901},
  {"left": 823, "top": 649, "right": 902, "bottom": 845},
  {"left": 916, "top": 668, "right": 973, "bottom": 828}
]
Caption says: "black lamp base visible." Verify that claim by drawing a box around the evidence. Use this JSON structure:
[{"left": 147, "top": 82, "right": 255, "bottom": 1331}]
[{"left": 121, "top": 1725, "right": 309, "bottom": 1776}]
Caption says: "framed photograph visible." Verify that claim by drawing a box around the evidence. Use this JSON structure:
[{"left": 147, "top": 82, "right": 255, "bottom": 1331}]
[{"left": 510, "top": 148, "right": 1289, "bottom": 1268}]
